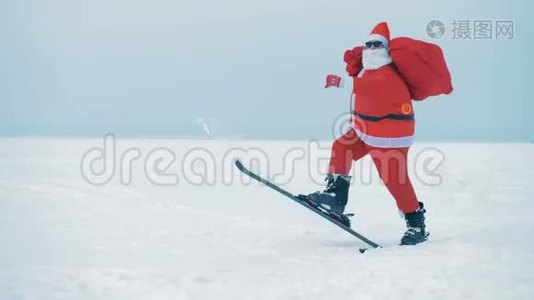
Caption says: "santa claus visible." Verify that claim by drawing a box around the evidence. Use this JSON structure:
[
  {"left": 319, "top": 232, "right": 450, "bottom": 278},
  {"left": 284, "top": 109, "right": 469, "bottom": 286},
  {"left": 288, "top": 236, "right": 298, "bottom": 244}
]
[{"left": 303, "top": 22, "right": 452, "bottom": 245}]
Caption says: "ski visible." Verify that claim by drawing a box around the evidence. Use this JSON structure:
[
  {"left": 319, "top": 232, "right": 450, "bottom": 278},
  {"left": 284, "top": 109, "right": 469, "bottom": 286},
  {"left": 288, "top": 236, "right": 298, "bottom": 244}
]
[{"left": 235, "top": 160, "right": 381, "bottom": 251}]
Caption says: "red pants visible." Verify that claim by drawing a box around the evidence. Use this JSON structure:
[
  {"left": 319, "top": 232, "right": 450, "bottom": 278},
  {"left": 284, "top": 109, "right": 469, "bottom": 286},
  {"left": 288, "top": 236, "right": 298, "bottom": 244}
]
[{"left": 328, "top": 129, "right": 420, "bottom": 213}]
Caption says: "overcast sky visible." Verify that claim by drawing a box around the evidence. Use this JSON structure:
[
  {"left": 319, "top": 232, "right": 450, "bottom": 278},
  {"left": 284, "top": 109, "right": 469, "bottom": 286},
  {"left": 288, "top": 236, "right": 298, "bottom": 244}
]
[{"left": 1, "top": 0, "right": 532, "bottom": 141}]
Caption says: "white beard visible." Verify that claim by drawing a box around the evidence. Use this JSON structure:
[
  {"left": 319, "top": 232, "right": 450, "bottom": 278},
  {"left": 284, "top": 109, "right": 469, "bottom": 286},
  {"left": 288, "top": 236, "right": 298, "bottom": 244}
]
[{"left": 362, "top": 48, "right": 392, "bottom": 70}]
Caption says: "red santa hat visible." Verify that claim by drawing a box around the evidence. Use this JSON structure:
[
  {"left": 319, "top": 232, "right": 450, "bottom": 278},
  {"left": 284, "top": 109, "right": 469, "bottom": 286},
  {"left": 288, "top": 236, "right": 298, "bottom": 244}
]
[{"left": 367, "top": 22, "right": 390, "bottom": 49}]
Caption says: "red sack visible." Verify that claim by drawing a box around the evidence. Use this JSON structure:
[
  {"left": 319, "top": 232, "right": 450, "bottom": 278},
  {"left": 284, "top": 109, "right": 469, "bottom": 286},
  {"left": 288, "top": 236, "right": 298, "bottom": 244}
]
[
  {"left": 343, "top": 38, "right": 452, "bottom": 101},
  {"left": 390, "top": 37, "right": 453, "bottom": 101}
]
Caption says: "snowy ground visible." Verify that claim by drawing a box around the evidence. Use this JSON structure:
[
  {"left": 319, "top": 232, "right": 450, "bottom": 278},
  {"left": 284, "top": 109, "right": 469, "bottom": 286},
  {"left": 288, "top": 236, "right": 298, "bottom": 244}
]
[{"left": 1, "top": 138, "right": 534, "bottom": 300}]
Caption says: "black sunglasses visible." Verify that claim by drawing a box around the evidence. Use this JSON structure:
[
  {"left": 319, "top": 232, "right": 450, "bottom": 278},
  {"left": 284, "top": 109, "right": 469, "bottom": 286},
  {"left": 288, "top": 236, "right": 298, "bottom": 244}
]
[{"left": 365, "top": 41, "right": 384, "bottom": 48}]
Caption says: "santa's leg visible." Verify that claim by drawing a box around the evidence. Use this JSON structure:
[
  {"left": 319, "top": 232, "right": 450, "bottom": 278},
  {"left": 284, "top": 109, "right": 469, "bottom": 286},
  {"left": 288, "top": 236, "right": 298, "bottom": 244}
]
[
  {"left": 328, "top": 128, "right": 368, "bottom": 175},
  {"left": 368, "top": 147, "right": 428, "bottom": 245},
  {"left": 305, "top": 129, "right": 367, "bottom": 215}
]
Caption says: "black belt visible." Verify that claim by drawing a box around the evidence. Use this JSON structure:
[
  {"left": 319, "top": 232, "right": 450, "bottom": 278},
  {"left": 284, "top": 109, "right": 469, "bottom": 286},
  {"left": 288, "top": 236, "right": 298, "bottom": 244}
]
[{"left": 352, "top": 111, "right": 414, "bottom": 122}]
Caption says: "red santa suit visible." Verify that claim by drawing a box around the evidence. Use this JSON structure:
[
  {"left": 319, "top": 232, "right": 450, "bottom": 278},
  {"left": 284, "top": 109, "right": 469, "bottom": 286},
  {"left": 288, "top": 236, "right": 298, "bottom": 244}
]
[
  {"left": 327, "top": 22, "right": 452, "bottom": 213},
  {"left": 352, "top": 63, "right": 415, "bottom": 146}
]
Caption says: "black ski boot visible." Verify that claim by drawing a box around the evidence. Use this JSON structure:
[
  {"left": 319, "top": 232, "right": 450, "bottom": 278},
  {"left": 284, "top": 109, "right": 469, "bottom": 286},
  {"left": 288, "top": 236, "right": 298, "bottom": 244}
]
[
  {"left": 298, "top": 174, "right": 352, "bottom": 227},
  {"left": 400, "top": 202, "right": 429, "bottom": 246}
]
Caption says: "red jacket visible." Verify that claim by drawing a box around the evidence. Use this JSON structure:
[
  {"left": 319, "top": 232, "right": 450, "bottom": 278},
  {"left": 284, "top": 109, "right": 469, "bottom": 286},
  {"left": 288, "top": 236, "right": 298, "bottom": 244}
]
[{"left": 353, "top": 64, "right": 414, "bottom": 139}]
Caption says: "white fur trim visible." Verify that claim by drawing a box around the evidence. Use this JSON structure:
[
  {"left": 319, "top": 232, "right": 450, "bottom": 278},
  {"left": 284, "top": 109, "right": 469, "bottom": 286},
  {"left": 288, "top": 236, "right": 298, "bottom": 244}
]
[
  {"left": 367, "top": 34, "right": 389, "bottom": 48},
  {"left": 353, "top": 127, "right": 414, "bottom": 148}
]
